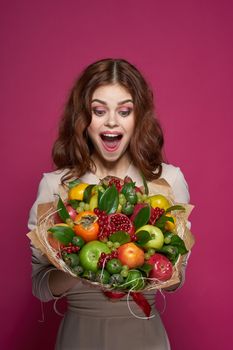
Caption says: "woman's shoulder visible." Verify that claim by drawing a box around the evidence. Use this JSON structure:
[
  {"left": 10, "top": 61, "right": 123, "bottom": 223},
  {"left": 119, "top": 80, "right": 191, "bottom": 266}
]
[
  {"left": 42, "top": 168, "right": 68, "bottom": 182},
  {"left": 38, "top": 169, "right": 69, "bottom": 196},
  {"left": 161, "top": 163, "right": 182, "bottom": 183},
  {"left": 161, "top": 163, "right": 190, "bottom": 203}
]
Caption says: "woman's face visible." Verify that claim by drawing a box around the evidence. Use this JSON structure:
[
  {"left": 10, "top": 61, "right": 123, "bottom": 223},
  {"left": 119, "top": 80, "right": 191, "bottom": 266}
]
[{"left": 87, "top": 84, "right": 135, "bottom": 163}]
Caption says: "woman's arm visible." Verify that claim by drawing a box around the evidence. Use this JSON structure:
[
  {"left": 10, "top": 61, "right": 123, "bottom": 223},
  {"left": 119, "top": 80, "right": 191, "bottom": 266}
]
[{"left": 28, "top": 174, "right": 79, "bottom": 301}]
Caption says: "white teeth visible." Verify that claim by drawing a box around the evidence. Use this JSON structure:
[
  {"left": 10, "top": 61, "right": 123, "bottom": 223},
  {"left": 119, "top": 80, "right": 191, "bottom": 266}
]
[{"left": 102, "top": 134, "right": 119, "bottom": 138}]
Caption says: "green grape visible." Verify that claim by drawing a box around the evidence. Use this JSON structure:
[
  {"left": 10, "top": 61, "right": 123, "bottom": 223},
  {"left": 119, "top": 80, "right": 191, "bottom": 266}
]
[
  {"left": 144, "top": 252, "right": 150, "bottom": 260},
  {"left": 148, "top": 248, "right": 155, "bottom": 256},
  {"left": 136, "top": 197, "right": 143, "bottom": 204},
  {"left": 142, "top": 194, "right": 148, "bottom": 201},
  {"left": 120, "top": 269, "right": 129, "bottom": 278},
  {"left": 79, "top": 202, "right": 85, "bottom": 208},
  {"left": 119, "top": 193, "right": 127, "bottom": 205},
  {"left": 107, "top": 241, "right": 113, "bottom": 248},
  {"left": 76, "top": 206, "right": 83, "bottom": 213},
  {"left": 84, "top": 203, "right": 90, "bottom": 211},
  {"left": 113, "top": 242, "right": 120, "bottom": 249},
  {"left": 117, "top": 203, "right": 122, "bottom": 213}
]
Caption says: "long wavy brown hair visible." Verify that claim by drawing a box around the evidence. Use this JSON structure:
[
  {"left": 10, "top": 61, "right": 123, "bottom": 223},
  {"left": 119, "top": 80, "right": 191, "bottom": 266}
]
[{"left": 52, "top": 58, "right": 164, "bottom": 181}]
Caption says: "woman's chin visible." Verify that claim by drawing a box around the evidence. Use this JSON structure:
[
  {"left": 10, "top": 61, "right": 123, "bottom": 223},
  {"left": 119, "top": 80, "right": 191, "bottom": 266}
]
[{"left": 96, "top": 148, "right": 130, "bottom": 165}]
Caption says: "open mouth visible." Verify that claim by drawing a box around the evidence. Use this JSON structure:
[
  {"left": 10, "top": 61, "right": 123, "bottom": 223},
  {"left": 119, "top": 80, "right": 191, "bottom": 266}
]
[{"left": 100, "top": 133, "right": 123, "bottom": 151}]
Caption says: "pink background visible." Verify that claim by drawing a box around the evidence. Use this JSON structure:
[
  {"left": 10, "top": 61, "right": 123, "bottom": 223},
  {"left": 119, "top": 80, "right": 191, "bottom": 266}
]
[{"left": 1, "top": 1, "right": 232, "bottom": 349}]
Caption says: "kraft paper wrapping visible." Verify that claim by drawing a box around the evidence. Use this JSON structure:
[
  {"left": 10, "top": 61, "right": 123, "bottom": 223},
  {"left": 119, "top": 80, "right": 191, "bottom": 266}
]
[{"left": 27, "top": 178, "right": 195, "bottom": 291}]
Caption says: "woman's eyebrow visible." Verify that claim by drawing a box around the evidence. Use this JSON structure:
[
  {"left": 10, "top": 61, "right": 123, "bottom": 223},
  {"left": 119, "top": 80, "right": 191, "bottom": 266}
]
[
  {"left": 91, "top": 99, "right": 133, "bottom": 105},
  {"left": 91, "top": 99, "right": 107, "bottom": 105},
  {"left": 118, "top": 99, "right": 133, "bottom": 105}
]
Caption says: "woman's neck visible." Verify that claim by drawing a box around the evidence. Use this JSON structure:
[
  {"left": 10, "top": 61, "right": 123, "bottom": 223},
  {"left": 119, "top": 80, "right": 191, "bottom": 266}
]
[{"left": 91, "top": 153, "right": 132, "bottom": 179}]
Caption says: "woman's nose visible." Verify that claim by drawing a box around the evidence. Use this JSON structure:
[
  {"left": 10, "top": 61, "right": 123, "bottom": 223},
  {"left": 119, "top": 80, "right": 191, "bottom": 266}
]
[{"left": 104, "top": 112, "right": 119, "bottom": 127}]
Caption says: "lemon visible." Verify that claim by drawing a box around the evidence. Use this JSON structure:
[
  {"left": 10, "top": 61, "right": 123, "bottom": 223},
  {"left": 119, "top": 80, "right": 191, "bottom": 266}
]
[
  {"left": 148, "top": 194, "right": 171, "bottom": 210},
  {"left": 68, "top": 183, "right": 89, "bottom": 201},
  {"left": 164, "top": 214, "right": 176, "bottom": 231}
]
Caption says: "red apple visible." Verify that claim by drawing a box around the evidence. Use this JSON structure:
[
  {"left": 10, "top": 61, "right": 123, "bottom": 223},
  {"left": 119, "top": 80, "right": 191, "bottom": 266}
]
[{"left": 148, "top": 253, "right": 173, "bottom": 281}]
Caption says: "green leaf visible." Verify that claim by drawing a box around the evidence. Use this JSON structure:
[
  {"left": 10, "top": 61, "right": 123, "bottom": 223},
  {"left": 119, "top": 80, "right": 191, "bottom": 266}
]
[
  {"left": 158, "top": 245, "right": 180, "bottom": 265},
  {"left": 170, "top": 235, "right": 188, "bottom": 255},
  {"left": 138, "top": 263, "right": 153, "bottom": 277},
  {"left": 109, "top": 231, "right": 131, "bottom": 245},
  {"left": 159, "top": 245, "right": 179, "bottom": 255},
  {"left": 98, "top": 189, "right": 104, "bottom": 206},
  {"left": 83, "top": 184, "right": 95, "bottom": 203},
  {"left": 155, "top": 214, "right": 174, "bottom": 230},
  {"left": 165, "top": 205, "right": 185, "bottom": 214},
  {"left": 68, "top": 178, "right": 81, "bottom": 189},
  {"left": 98, "top": 185, "right": 119, "bottom": 214},
  {"left": 140, "top": 173, "right": 148, "bottom": 195},
  {"left": 48, "top": 226, "right": 75, "bottom": 245},
  {"left": 57, "top": 196, "right": 70, "bottom": 222},
  {"left": 68, "top": 199, "right": 80, "bottom": 209},
  {"left": 163, "top": 231, "right": 174, "bottom": 244},
  {"left": 134, "top": 206, "right": 150, "bottom": 230},
  {"left": 121, "top": 182, "right": 135, "bottom": 197},
  {"left": 135, "top": 230, "right": 151, "bottom": 245}
]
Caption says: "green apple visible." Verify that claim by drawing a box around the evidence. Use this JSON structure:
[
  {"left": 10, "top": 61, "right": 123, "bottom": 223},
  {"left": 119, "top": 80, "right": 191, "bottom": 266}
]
[
  {"left": 79, "top": 241, "right": 110, "bottom": 272},
  {"left": 136, "top": 225, "right": 164, "bottom": 249}
]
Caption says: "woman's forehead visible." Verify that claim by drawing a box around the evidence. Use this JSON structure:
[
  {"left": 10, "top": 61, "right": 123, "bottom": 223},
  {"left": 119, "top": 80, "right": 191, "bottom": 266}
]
[{"left": 92, "top": 84, "right": 133, "bottom": 104}]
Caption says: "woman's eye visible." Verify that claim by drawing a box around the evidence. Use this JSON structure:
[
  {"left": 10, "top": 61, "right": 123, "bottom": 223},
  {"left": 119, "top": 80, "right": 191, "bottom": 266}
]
[
  {"left": 92, "top": 108, "right": 106, "bottom": 117},
  {"left": 118, "top": 108, "right": 132, "bottom": 117}
]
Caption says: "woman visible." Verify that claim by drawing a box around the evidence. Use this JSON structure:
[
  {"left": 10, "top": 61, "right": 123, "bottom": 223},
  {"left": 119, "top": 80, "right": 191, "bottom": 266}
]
[{"left": 28, "top": 58, "right": 190, "bottom": 349}]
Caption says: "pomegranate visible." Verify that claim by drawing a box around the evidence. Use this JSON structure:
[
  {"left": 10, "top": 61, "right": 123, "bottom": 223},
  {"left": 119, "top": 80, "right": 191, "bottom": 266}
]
[
  {"left": 94, "top": 210, "right": 135, "bottom": 240},
  {"left": 148, "top": 207, "right": 165, "bottom": 225},
  {"left": 101, "top": 176, "right": 124, "bottom": 192},
  {"left": 108, "top": 213, "right": 135, "bottom": 235}
]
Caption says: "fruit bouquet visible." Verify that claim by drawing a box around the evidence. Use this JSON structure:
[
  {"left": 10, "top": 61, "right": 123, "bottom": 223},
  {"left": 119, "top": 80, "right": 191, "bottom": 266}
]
[{"left": 28, "top": 175, "right": 194, "bottom": 297}]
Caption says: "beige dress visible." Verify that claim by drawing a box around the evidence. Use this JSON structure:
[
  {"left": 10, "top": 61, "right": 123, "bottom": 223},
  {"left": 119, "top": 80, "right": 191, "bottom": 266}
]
[{"left": 28, "top": 163, "right": 190, "bottom": 350}]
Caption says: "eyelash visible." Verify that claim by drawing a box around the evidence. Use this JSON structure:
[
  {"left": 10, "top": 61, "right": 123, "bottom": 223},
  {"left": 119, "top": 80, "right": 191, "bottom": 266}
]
[
  {"left": 119, "top": 109, "right": 132, "bottom": 117},
  {"left": 92, "top": 108, "right": 132, "bottom": 117}
]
